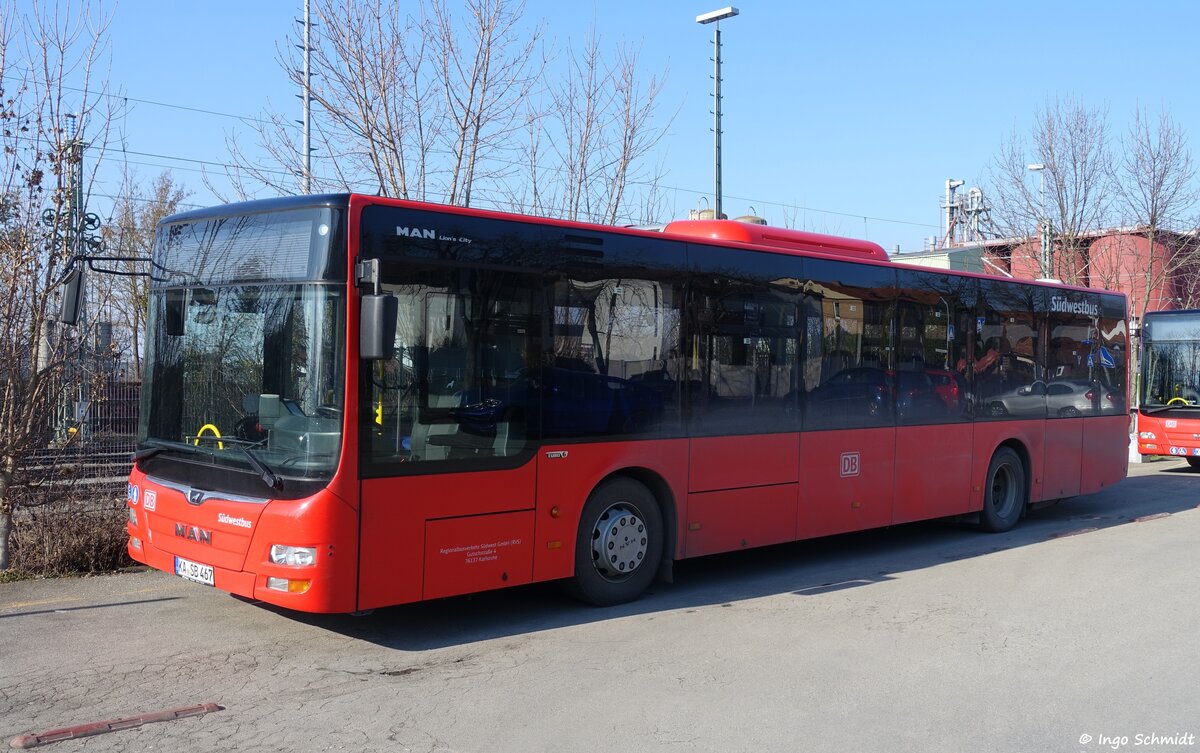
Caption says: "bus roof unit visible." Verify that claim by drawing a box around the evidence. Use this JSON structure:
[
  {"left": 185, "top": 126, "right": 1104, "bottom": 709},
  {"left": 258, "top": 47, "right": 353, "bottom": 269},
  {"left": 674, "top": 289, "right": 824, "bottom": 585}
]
[{"left": 661, "top": 219, "right": 890, "bottom": 262}]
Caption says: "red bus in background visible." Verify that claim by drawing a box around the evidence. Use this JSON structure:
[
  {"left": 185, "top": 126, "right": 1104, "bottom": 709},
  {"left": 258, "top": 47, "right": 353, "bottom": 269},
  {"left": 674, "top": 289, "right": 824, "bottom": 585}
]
[
  {"left": 125, "top": 194, "right": 1130, "bottom": 613},
  {"left": 1135, "top": 309, "right": 1200, "bottom": 464}
]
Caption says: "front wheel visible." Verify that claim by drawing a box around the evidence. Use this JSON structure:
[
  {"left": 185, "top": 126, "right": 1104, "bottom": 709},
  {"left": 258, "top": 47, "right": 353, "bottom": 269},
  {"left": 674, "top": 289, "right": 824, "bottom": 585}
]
[
  {"left": 1186, "top": 457, "right": 1200, "bottom": 470},
  {"left": 567, "top": 478, "right": 663, "bottom": 606},
  {"left": 980, "top": 447, "right": 1026, "bottom": 532}
]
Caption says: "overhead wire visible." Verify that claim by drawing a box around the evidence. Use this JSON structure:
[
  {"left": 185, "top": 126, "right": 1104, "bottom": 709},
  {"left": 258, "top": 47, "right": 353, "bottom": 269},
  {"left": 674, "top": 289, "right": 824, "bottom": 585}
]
[{"left": 3, "top": 73, "right": 938, "bottom": 234}]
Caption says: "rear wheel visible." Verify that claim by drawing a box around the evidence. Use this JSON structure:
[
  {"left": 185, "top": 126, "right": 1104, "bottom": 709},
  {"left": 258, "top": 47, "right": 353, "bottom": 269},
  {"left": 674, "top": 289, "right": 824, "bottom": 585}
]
[
  {"left": 980, "top": 447, "right": 1026, "bottom": 532},
  {"left": 567, "top": 478, "right": 663, "bottom": 606}
]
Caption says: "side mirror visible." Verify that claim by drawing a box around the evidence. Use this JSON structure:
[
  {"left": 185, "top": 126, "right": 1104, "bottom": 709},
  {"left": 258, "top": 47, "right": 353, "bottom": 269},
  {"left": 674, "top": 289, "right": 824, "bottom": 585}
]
[
  {"left": 360, "top": 293, "right": 397, "bottom": 360},
  {"left": 58, "top": 267, "right": 86, "bottom": 325}
]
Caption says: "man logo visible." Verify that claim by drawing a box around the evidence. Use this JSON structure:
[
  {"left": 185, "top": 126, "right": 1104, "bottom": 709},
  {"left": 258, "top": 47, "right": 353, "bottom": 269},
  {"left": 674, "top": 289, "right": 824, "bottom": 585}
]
[
  {"left": 395, "top": 226, "right": 437, "bottom": 239},
  {"left": 175, "top": 523, "right": 213, "bottom": 545},
  {"left": 187, "top": 489, "right": 205, "bottom": 506},
  {"left": 840, "top": 452, "right": 861, "bottom": 478}
]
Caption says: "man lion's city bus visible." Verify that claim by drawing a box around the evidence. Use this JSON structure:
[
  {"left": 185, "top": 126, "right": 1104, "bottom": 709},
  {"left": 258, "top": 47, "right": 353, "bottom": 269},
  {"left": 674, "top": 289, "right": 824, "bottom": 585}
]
[
  {"left": 125, "top": 194, "right": 1129, "bottom": 613},
  {"left": 1136, "top": 309, "right": 1200, "bottom": 465}
]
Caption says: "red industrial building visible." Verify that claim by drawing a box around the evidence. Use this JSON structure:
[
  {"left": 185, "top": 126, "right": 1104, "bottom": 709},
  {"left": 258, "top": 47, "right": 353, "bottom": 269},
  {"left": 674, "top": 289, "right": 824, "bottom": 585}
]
[
  {"left": 982, "top": 228, "right": 1200, "bottom": 320},
  {"left": 898, "top": 227, "right": 1200, "bottom": 325},
  {"left": 897, "top": 180, "right": 1199, "bottom": 324}
]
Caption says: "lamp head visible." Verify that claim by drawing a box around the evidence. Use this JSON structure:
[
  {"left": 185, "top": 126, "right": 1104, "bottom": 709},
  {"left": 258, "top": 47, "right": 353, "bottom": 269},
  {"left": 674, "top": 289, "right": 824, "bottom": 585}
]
[{"left": 697, "top": 6, "right": 739, "bottom": 24}]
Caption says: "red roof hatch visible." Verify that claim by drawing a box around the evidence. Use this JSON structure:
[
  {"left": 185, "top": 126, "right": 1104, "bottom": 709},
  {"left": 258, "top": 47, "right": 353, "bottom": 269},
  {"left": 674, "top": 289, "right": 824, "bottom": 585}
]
[{"left": 661, "top": 219, "right": 889, "bottom": 262}]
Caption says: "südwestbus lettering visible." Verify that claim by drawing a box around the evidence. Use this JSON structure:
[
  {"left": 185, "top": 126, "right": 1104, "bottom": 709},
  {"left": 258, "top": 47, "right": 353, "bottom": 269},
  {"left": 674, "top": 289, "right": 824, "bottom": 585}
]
[{"left": 1049, "top": 295, "right": 1099, "bottom": 317}]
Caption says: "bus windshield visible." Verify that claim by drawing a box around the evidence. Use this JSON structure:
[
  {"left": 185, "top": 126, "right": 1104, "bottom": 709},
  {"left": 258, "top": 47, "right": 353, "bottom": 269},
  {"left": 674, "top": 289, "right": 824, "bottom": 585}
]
[
  {"left": 137, "top": 205, "right": 347, "bottom": 493},
  {"left": 1142, "top": 328, "right": 1200, "bottom": 410},
  {"left": 139, "top": 284, "right": 346, "bottom": 485}
]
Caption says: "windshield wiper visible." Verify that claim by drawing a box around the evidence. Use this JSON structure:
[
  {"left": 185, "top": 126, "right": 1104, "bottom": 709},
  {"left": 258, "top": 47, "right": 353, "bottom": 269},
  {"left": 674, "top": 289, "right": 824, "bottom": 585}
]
[
  {"left": 133, "top": 446, "right": 162, "bottom": 462},
  {"left": 135, "top": 441, "right": 208, "bottom": 460},
  {"left": 239, "top": 446, "right": 283, "bottom": 491}
]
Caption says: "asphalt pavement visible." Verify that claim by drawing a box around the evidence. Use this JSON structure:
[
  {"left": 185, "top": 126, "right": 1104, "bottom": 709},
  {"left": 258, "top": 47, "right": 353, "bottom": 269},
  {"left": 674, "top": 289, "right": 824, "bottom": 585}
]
[{"left": 1, "top": 459, "right": 1198, "bottom": 753}]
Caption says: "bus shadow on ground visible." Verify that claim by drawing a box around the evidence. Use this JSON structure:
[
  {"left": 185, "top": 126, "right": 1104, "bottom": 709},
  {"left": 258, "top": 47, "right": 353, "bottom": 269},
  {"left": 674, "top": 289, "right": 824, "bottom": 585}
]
[{"left": 287, "top": 468, "right": 1199, "bottom": 651}]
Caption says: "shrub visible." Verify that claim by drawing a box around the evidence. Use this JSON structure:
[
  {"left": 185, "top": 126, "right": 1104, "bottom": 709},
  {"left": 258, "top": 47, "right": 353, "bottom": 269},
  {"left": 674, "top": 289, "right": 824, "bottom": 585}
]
[{"left": 9, "top": 487, "right": 133, "bottom": 576}]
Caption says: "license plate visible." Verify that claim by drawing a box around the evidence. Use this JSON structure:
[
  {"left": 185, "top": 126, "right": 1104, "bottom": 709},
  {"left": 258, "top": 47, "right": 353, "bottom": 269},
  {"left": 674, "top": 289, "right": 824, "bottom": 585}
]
[{"left": 174, "top": 556, "right": 215, "bottom": 586}]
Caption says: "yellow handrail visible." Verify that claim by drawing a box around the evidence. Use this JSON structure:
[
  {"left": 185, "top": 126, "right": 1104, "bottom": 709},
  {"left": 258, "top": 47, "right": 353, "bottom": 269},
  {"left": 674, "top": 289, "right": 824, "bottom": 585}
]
[{"left": 193, "top": 423, "right": 225, "bottom": 450}]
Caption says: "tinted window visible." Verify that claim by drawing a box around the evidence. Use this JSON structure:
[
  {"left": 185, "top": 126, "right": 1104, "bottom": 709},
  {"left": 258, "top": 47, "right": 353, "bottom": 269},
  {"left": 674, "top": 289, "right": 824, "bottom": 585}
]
[
  {"left": 363, "top": 267, "right": 541, "bottom": 473},
  {"left": 802, "top": 258, "right": 896, "bottom": 430},
  {"left": 1095, "top": 294, "right": 1127, "bottom": 416},
  {"left": 360, "top": 210, "right": 696, "bottom": 466},
  {"left": 1047, "top": 291, "right": 1100, "bottom": 417},
  {"left": 544, "top": 231, "right": 686, "bottom": 440},
  {"left": 687, "top": 244, "right": 803, "bottom": 435},
  {"left": 360, "top": 207, "right": 545, "bottom": 475},
  {"left": 894, "top": 270, "right": 972, "bottom": 424},
  {"left": 976, "top": 281, "right": 1044, "bottom": 420}
]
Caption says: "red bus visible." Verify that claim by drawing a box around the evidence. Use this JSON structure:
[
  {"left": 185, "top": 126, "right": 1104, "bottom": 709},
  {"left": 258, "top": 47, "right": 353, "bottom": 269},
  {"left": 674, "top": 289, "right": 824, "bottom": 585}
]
[
  {"left": 124, "top": 194, "right": 1130, "bottom": 613},
  {"left": 1135, "top": 309, "right": 1200, "bottom": 465}
]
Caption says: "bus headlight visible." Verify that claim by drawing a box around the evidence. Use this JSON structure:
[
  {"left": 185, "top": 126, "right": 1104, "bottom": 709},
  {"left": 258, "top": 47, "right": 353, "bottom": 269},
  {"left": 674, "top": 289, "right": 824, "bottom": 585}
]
[
  {"left": 1140, "top": 431, "right": 1156, "bottom": 440},
  {"left": 127, "top": 507, "right": 138, "bottom": 526},
  {"left": 270, "top": 544, "right": 317, "bottom": 567}
]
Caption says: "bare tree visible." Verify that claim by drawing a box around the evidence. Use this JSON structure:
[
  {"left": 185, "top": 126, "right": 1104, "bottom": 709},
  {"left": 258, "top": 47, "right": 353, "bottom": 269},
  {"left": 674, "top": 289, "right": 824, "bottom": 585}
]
[
  {"left": 219, "top": 0, "right": 437, "bottom": 198},
  {"left": 601, "top": 46, "right": 669, "bottom": 225},
  {"left": 96, "top": 171, "right": 189, "bottom": 378},
  {"left": 551, "top": 32, "right": 606, "bottom": 222},
  {"left": 986, "top": 99, "right": 1113, "bottom": 284},
  {"left": 223, "top": 0, "right": 542, "bottom": 206},
  {"left": 431, "top": 0, "right": 542, "bottom": 207},
  {"left": 222, "top": 0, "right": 669, "bottom": 226},
  {"left": 504, "top": 31, "right": 671, "bottom": 225},
  {"left": 0, "top": 0, "right": 115, "bottom": 570},
  {"left": 1112, "top": 109, "right": 1200, "bottom": 319}
]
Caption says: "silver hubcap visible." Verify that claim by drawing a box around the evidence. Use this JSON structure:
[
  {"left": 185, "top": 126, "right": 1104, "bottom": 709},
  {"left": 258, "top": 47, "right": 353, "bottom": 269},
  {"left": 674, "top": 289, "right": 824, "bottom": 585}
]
[{"left": 590, "top": 503, "right": 648, "bottom": 582}]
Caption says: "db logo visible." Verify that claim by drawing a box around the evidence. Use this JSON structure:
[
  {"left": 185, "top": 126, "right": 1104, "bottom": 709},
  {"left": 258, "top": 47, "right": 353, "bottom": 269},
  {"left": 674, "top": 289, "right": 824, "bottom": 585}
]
[{"left": 840, "top": 452, "right": 861, "bottom": 477}]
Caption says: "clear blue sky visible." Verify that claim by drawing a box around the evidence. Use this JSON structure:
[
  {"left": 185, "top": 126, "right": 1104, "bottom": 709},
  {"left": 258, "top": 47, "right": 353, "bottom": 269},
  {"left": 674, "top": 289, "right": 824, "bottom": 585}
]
[{"left": 88, "top": 0, "right": 1200, "bottom": 252}]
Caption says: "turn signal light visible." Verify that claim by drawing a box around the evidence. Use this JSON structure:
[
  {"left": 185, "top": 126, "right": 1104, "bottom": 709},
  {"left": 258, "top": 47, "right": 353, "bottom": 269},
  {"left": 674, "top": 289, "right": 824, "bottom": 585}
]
[{"left": 266, "top": 577, "right": 311, "bottom": 593}]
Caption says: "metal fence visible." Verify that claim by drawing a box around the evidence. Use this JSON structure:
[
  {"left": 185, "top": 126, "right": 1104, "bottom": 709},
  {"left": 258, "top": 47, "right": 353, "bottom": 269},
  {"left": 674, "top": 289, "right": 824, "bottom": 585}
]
[{"left": 21, "top": 359, "right": 140, "bottom": 499}]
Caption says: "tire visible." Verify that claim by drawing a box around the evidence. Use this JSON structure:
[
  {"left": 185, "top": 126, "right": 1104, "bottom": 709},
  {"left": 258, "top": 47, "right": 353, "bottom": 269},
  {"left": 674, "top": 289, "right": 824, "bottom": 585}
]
[
  {"left": 980, "top": 447, "right": 1026, "bottom": 532},
  {"left": 1186, "top": 457, "right": 1200, "bottom": 470},
  {"left": 567, "top": 477, "right": 663, "bottom": 606}
]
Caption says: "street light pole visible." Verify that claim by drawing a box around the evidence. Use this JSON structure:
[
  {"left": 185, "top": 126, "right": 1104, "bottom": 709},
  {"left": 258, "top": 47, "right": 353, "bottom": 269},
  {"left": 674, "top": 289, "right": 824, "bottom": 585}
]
[
  {"left": 1028, "top": 163, "right": 1048, "bottom": 278},
  {"left": 302, "top": 0, "right": 312, "bottom": 194},
  {"left": 697, "top": 7, "right": 739, "bottom": 221}
]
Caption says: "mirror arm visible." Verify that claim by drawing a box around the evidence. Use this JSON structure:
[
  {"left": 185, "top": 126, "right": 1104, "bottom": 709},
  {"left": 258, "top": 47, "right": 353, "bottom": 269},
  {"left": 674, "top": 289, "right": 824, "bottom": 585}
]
[{"left": 55, "top": 254, "right": 158, "bottom": 284}]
